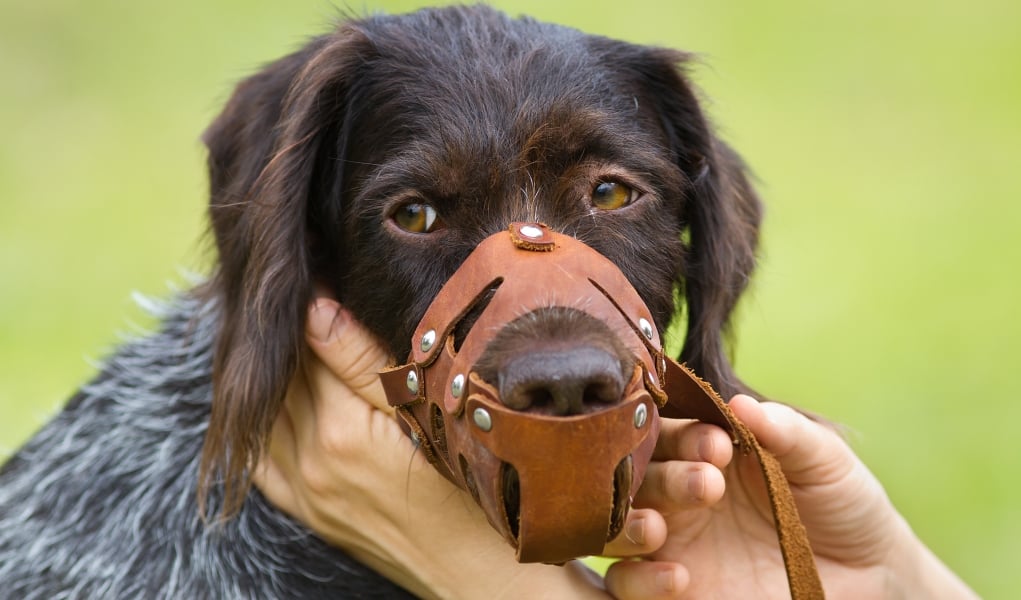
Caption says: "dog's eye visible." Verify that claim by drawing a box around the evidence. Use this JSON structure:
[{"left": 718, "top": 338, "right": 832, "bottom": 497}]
[
  {"left": 393, "top": 203, "right": 440, "bottom": 233},
  {"left": 590, "top": 181, "right": 636, "bottom": 210}
]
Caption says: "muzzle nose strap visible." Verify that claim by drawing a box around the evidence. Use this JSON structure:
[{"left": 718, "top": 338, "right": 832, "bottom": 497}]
[{"left": 464, "top": 368, "right": 657, "bottom": 563}]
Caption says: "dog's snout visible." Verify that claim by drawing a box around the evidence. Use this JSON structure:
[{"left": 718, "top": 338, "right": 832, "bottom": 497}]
[
  {"left": 498, "top": 347, "right": 625, "bottom": 415},
  {"left": 473, "top": 307, "right": 636, "bottom": 416}
]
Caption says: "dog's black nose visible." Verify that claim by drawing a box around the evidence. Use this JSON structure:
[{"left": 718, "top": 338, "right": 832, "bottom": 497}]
[{"left": 497, "top": 347, "right": 626, "bottom": 416}]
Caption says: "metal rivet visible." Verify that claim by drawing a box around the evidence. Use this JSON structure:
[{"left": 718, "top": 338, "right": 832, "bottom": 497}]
[
  {"left": 451, "top": 373, "right": 466, "bottom": 399},
  {"left": 420, "top": 329, "right": 436, "bottom": 352},
  {"left": 472, "top": 407, "right": 493, "bottom": 432},
  {"left": 520, "top": 224, "right": 543, "bottom": 239},
  {"left": 634, "top": 403, "right": 648, "bottom": 429},
  {"left": 638, "top": 318, "right": 654, "bottom": 341},
  {"left": 406, "top": 369, "right": 419, "bottom": 395}
]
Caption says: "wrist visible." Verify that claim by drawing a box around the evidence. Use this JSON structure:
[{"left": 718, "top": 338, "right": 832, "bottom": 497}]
[
  {"left": 417, "top": 549, "right": 610, "bottom": 600},
  {"left": 489, "top": 561, "right": 610, "bottom": 600},
  {"left": 429, "top": 543, "right": 611, "bottom": 599},
  {"left": 883, "top": 519, "right": 978, "bottom": 600},
  {"left": 345, "top": 504, "right": 610, "bottom": 599}
]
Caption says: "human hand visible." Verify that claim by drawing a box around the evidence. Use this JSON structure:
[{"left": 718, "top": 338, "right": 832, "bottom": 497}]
[
  {"left": 252, "top": 296, "right": 730, "bottom": 599},
  {"left": 252, "top": 296, "right": 598, "bottom": 598},
  {"left": 605, "top": 395, "right": 979, "bottom": 599}
]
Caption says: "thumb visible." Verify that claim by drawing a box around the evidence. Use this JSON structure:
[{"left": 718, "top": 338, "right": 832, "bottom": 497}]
[
  {"left": 306, "top": 297, "right": 392, "bottom": 412},
  {"left": 729, "top": 394, "right": 855, "bottom": 486}
]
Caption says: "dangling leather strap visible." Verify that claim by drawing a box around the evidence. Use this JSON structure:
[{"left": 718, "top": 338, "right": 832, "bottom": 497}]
[{"left": 660, "top": 359, "right": 825, "bottom": 600}]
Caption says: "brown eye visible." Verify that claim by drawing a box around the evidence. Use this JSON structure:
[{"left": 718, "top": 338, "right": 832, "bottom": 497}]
[
  {"left": 591, "top": 181, "right": 636, "bottom": 210},
  {"left": 393, "top": 203, "right": 440, "bottom": 233}
]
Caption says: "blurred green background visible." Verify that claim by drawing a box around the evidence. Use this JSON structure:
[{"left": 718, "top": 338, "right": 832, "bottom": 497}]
[{"left": 1, "top": 0, "right": 1018, "bottom": 596}]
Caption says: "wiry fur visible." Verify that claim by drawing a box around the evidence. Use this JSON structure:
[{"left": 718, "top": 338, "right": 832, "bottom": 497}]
[
  {"left": 1, "top": 5, "right": 762, "bottom": 597},
  {"left": 0, "top": 295, "right": 412, "bottom": 598}
]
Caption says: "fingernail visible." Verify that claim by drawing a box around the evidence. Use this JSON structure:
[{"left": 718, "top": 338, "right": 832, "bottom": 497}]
[
  {"left": 687, "top": 468, "right": 705, "bottom": 501},
  {"left": 697, "top": 431, "right": 714, "bottom": 462},
  {"left": 624, "top": 516, "right": 645, "bottom": 546},
  {"left": 310, "top": 298, "right": 346, "bottom": 343},
  {"left": 762, "top": 401, "right": 795, "bottom": 430},
  {"left": 656, "top": 567, "right": 677, "bottom": 593}
]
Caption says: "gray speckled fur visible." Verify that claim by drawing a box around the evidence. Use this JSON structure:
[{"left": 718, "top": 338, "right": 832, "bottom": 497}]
[{"left": 0, "top": 294, "right": 414, "bottom": 599}]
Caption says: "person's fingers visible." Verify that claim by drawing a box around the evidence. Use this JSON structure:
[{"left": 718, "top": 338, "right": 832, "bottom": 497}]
[
  {"left": 306, "top": 296, "right": 392, "bottom": 412},
  {"left": 653, "top": 418, "right": 733, "bottom": 468},
  {"left": 729, "top": 394, "right": 853, "bottom": 485},
  {"left": 602, "top": 508, "right": 668, "bottom": 557},
  {"left": 633, "top": 460, "right": 725, "bottom": 512},
  {"left": 604, "top": 560, "right": 688, "bottom": 600},
  {"left": 264, "top": 297, "right": 407, "bottom": 502}
]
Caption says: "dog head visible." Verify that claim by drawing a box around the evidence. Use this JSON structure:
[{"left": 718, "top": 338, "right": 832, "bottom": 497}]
[{"left": 198, "top": 5, "right": 761, "bottom": 521}]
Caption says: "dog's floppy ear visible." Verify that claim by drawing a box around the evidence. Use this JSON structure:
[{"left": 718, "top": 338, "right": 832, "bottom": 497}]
[
  {"left": 197, "top": 28, "right": 369, "bottom": 517},
  {"left": 636, "top": 49, "right": 763, "bottom": 400}
]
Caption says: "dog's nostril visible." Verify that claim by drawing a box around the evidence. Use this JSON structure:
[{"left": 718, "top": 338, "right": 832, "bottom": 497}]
[
  {"left": 583, "top": 379, "right": 620, "bottom": 405},
  {"left": 498, "top": 347, "right": 626, "bottom": 416},
  {"left": 511, "top": 386, "right": 554, "bottom": 412}
]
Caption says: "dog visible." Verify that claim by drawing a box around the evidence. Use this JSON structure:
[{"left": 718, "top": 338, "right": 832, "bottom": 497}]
[{"left": 0, "top": 5, "right": 762, "bottom": 597}]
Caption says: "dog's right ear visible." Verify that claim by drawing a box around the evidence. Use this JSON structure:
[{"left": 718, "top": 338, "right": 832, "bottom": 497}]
[
  {"left": 196, "top": 28, "right": 370, "bottom": 519},
  {"left": 627, "top": 48, "right": 764, "bottom": 401}
]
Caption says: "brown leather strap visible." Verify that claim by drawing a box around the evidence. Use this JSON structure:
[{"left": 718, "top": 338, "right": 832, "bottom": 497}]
[
  {"left": 465, "top": 371, "right": 659, "bottom": 563},
  {"left": 661, "top": 359, "right": 825, "bottom": 600},
  {"left": 380, "top": 223, "right": 666, "bottom": 564}
]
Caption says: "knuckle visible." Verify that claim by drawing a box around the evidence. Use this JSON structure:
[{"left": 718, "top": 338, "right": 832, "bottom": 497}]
[
  {"left": 296, "top": 454, "right": 332, "bottom": 496},
  {"left": 317, "top": 416, "right": 354, "bottom": 457}
]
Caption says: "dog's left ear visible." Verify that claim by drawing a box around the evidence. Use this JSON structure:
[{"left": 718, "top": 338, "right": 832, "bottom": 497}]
[
  {"left": 632, "top": 48, "right": 763, "bottom": 400},
  {"left": 197, "top": 28, "right": 370, "bottom": 518}
]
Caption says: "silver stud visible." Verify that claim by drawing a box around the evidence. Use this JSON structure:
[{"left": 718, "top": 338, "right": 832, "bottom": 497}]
[
  {"left": 420, "top": 329, "right": 437, "bottom": 352},
  {"left": 520, "top": 224, "right": 543, "bottom": 239},
  {"left": 472, "top": 407, "right": 493, "bottom": 432},
  {"left": 633, "top": 403, "right": 648, "bottom": 429},
  {"left": 406, "top": 369, "right": 419, "bottom": 395},
  {"left": 451, "top": 373, "right": 466, "bottom": 399},
  {"left": 638, "top": 318, "right": 654, "bottom": 341}
]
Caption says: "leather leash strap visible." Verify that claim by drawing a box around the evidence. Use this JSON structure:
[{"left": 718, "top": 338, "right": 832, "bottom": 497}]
[{"left": 659, "top": 359, "right": 824, "bottom": 600}]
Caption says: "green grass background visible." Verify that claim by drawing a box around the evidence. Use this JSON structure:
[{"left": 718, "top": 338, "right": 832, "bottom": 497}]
[{"left": 1, "top": 0, "right": 1018, "bottom": 596}]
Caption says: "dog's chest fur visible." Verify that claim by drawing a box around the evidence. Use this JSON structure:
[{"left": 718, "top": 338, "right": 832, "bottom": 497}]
[{"left": 0, "top": 297, "right": 413, "bottom": 598}]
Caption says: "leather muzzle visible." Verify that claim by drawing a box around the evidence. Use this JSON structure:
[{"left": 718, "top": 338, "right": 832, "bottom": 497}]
[
  {"left": 380, "top": 223, "right": 662, "bottom": 564},
  {"left": 379, "top": 223, "right": 824, "bottom": 598}
]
